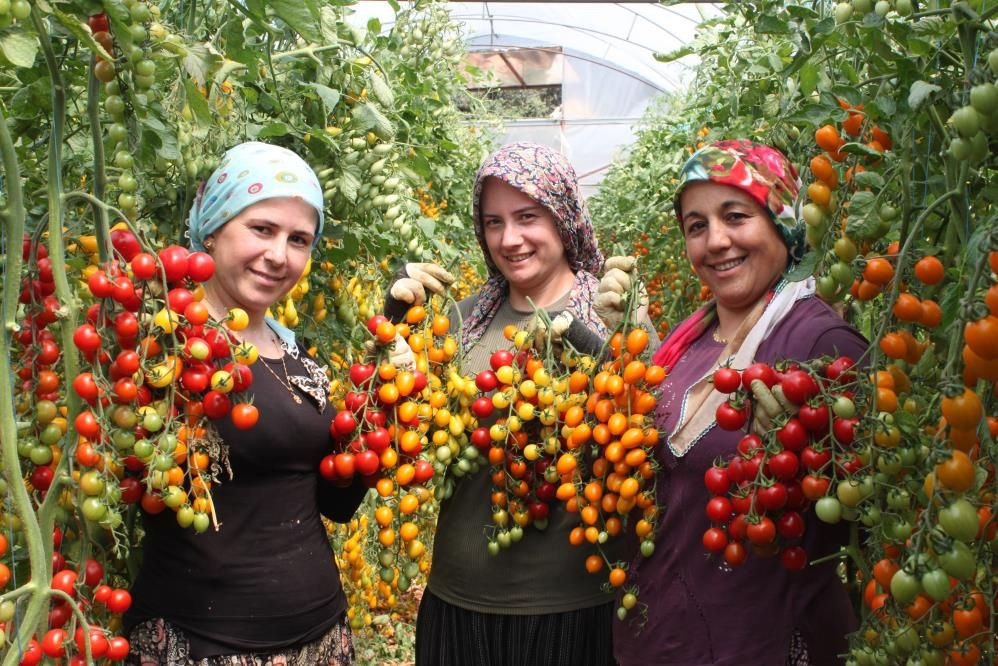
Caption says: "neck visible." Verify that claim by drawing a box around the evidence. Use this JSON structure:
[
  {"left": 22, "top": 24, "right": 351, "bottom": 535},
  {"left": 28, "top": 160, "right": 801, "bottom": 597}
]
[
  {"left": 200, "top": 282, "right": 283, "bottom": 357},
  {"left": 506, "top": 268, "right": 577, "bottom": 311}
]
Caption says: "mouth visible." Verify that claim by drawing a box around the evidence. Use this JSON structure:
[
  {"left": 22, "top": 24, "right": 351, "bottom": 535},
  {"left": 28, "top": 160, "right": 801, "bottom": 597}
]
[
  {"left": 707, "top": 257, "right": 746, "bottom": 273},
  {"left": 249, "top": 268, "right": 286, "bottom": 285},
  {"left": 503, "top": 252, "right": 535, "bottom": 264}
]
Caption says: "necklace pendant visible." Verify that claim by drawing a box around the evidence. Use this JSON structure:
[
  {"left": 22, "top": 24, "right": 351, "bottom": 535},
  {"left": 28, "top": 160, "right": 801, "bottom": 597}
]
[{"left": 292, "top": 393, "right": 303, "bottom": 404}]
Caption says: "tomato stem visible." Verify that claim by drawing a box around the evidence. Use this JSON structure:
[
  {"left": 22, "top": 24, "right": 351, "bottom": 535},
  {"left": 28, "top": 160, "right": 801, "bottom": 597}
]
[{"left": 86, "top": 55, "right": 112, "bottom": 265}]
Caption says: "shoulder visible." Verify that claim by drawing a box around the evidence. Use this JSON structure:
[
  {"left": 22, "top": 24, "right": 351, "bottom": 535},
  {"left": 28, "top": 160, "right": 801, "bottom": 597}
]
[
  {"left": 764, "top": 296, "right": 868, "bottom": 362},
  {"left": 457, "top": 295, "right": 477, "bottom": 319}
]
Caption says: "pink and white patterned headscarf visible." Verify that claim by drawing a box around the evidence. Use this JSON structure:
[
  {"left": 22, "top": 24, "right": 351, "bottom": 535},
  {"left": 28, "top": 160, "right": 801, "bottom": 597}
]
[{"left": 462, "top": 142, "right": 607, "bottom": 348}]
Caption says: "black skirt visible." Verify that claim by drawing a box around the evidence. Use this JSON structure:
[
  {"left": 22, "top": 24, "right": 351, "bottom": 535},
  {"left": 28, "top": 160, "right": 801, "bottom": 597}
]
[{"left": 415, "top": 589, "right": 616, "bottom": 666}]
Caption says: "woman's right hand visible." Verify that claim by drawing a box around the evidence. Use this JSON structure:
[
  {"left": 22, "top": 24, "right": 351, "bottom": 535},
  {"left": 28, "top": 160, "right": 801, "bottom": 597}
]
[
  {"left": 384, "top": 263, "right": 455, "bottom": 322},
  {"left": 595, "top": 256, "right": 647, "bottom": 327},
  {"left": 390, "top": 263, "right": 455, "bottom": 306}
]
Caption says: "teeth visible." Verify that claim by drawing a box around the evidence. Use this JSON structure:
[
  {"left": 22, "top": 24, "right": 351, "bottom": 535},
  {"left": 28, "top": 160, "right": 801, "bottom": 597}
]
[
  {"left": 712, "top": 258, "right": 744, "bottom": 271},
  {"left": 505, "top": 253, "right": 533, "bottom": 263}
]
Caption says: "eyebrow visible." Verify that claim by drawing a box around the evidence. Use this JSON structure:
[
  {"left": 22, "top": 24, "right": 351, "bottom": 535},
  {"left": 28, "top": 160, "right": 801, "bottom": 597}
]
[
  {"left": 482, "top": 205, "right": 545, "bottom": 218},
  {"left": 682, "top": 199, "right": 752, "bottom": 219}
]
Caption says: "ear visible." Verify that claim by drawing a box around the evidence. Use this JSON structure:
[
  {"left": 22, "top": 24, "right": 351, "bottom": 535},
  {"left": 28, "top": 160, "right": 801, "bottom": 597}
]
[{"left": 203, "top": 234, "right": 216, "bottom": 253}]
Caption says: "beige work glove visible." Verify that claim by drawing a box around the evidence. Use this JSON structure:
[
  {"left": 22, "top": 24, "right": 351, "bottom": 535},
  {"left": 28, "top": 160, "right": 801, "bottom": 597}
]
[
  {"left": 595, "top": 256, "right": 648, "bottom": 328},
  {"left": 364, "top": 333, "right": 416, "bottom": 372},
  {"left": 748, "top": 379, "right": 799, "bottom": 436},
  {"left": 531, "top": 312, "right": 574, "bottom": 353},
  {"left": 389, "top": 263, "right": 456, "bottom": 306}
]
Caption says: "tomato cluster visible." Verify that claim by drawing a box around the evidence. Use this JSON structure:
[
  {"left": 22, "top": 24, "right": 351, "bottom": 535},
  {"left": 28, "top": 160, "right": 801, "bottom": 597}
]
[
  {"left": 67, "top": 230, "right": 262, "bottom": 535},
  {"left": 324, "top": 301, "right": 471, "bottom": 594},
  {"left": 703, "top": 357, "right": 860, "bottom": 571}
]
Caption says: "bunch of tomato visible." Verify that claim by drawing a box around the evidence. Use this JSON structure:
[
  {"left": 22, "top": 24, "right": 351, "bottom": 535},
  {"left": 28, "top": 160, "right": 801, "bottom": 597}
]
[
  {"left": 323, "top": 300, "right": 475, "bottom": 594},
  {"left": 67, "top": 228, "right": 262, "bottom": 536},
  {"left": 703, "top": 357, "right": 861, "bottom": 571},
  {"left": 467, "top": 332, "right": 597, "bottom": 551}
]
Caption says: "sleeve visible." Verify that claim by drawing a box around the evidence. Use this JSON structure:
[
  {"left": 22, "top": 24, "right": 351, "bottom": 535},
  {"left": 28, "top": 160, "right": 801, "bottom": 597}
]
[
  {"left": 562, "top": 316, "right": 609, "bottom": 358},
  {"left": 317, "top": 476, "right": 369, "bottom": 523},
  {"left": 382, "top": 265, "right": 412, "bottom": 324},
  {"left": 807, "top": 325, "right": 869, "bottom": 368}
]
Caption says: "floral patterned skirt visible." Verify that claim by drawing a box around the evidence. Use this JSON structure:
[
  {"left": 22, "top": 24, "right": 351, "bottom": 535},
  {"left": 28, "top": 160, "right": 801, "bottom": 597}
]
[{"left": 124, "top": 617, "right": 354, "bottom": 666}]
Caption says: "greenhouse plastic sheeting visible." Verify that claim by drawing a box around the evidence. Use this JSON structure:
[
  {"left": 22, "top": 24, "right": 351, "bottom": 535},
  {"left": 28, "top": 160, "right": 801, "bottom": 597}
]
[{"left": 349, "top": 2, "right": 712, "bottom": 194}]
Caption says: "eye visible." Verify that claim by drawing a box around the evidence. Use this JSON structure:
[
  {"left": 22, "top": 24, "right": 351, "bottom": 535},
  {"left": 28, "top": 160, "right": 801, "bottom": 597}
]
[
  {"left": 725, "top": 211, "right": 749, "bottom": 222},
  {"left": 684, "top": 219, "right": 706, "bottom": 235},
  {"left": 290, "top": 234, "right": 311, "bottom": 247},
  {"left": 251, "top": 224, "right": 273, "bottom": 235},
  {"left": 483, "top": 217, "right": 502, "bottom": 228},
  {"left": 518, "top": 212, "right": 538, "bottom": 222}
]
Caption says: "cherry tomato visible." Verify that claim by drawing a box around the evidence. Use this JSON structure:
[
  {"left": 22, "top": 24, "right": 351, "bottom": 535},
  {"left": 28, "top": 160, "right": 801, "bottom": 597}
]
[
  {"left": 712, "top": 367, "right": 742, "bottom": 393},
  {"left": 110, "top": 228, "right": 141, "bottom": 261},
  {"left": 715, "top": 401, "right": 748, "bottom": 431},
  {"left": 703, "top": 466, "right": 731, "bottom": 495},
  {"left": 230, "top": 403, "right": 259, "bottom": 430},
  {"left": 106, "top": 588, "right": 132, "bottom": 614},
  {"left": 185, "top": 251, "right": 215, "bottom": 282},
  {"left": 741, "top": 362, "right": 777, "bottom": 389}
]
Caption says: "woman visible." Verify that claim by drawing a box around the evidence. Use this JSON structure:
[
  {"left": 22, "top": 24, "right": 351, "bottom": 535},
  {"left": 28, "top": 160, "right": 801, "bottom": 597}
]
[
  {"left": 124, "top": 141, "right": 367, "bottom": 665},
  {"left": 388, "top": 142, "right": 616, "bottom": 665},
  {"left": 610, "top": 140, "right": 866, "bottom": 665}
]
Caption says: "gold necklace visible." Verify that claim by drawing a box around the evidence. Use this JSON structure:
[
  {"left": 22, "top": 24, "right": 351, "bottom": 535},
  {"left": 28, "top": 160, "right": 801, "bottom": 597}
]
[
  {"left": 712, "top": 327, "right": 728, "bottom": 344},
  {"left": 259, "top": 336, "right": 303, "bottom": 405}
]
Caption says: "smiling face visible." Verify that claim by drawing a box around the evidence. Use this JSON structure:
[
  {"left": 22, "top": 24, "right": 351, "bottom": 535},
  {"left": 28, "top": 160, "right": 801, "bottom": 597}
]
[
  {"left": 203, "top": 197, "right": 317, "bottom": 321},
  {"left": 480, "top": 177, "right": 575, "bottom": 307},
  {"left": 679, "top": 180, "right": 789, "bottom": 324}
]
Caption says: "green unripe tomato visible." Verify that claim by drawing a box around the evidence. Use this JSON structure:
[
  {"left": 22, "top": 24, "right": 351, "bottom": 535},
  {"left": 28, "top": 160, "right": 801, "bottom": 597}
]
[
  {"left": 948, "top": 137, "right": 971, "bottom": 161},
  {"left": 192, "top": 512, "right": 210, "bottom": 533},
  {"left": 29, "top": 444, "right": 53, "bottom": 465},
  {"left": 949, "top": 106, "right": 980, "bottom": 138},
  {"left": 802, "top": 203, "right": 826, "bottom": 227},
  {"left": 176, "top": 505, "right": 195, "bottom": 528},
  {"left": 11, "top": 0, "right": 29, "bottom": 20},
  {"left": 815, "top": 497, "right": 842, "bottom": 524},
  {"left": 895, "top": 0, "right": 913, "bottom": 15},
  {"left": 969, "top": 83, "right": 998, "bottom": 116},
  {"left": 989, "top": 48, "right": 998, "bottom": 76},
  {"left": 852, "top": 0, "right": 873, "bottom": 13},
  {"left": 874, "top": 0, "right": 890, "bottom": 15}
]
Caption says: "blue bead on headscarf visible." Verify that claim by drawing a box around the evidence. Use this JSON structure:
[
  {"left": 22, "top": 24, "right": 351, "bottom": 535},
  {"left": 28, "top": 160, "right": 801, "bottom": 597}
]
[{"left": 186, "top": 141, "right": 325, "bottom": 251}]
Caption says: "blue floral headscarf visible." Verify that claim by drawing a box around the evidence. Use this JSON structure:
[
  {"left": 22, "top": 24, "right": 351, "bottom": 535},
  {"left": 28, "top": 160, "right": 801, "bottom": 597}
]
[{"left": 187, "top": 141, "right": 325, "bottom": 251}]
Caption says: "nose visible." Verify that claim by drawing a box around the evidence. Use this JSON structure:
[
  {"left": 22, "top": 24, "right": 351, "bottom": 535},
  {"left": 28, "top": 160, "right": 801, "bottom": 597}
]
[
  {"left": 263, "top": 237, "right": 288, "bottom": 267},
  {"left": 704, "top": 219, "right": 730, "bottom": 253},
  {"left": 499, "top": 220, "right": 523, "bottom": 249}
]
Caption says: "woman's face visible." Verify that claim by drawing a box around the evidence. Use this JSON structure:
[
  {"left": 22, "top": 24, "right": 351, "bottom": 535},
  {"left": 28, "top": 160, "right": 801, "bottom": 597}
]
[
  {"left": 679, "top": 181, "right": 789, "bottom": 321},
  {"left": 204, "top": 197, "right": 317, "bottom": 319},
  {"left": 481, "top": 177, "right": 573, "bottom": 296}
]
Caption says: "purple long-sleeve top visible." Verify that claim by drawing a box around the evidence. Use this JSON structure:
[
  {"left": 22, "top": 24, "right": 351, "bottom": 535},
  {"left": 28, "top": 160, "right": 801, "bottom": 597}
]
[{"left": 614, "top": 296, "right": 868, "bottom": 666}]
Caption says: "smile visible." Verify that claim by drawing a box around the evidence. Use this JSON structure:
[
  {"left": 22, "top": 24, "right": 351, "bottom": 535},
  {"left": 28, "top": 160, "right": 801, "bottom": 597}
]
[
  {"left": 709, "top": 257, "right": 745, "bottom": 272},
  {"left": 504, "top": 252, "right": 534, "bottom": 263},
  {"left": 249, "top": 268, "right": 285, "bottom": 284}
]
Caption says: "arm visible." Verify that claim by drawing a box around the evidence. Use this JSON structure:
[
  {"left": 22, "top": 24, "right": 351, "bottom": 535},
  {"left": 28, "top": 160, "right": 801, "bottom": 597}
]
[{"left": 317, "top": 476, "right": 369, "bottom": 523}]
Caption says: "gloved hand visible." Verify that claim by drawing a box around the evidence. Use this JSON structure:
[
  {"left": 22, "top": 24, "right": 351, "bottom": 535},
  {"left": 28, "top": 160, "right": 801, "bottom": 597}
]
[
  {"left": 531, "top": 312, "right": 574, "bottom": 353},
  {"left": 390, "top": 263, "right": 455, "bottom": 306},
  {"left": 748, "top": 379, "right": 799, "bottom": 436},
  {"left": 595, "top": 256, "right": 648, "bottom": 328},
  {"left": 363, "top": 333, "right": 416, "bottom": 372}
]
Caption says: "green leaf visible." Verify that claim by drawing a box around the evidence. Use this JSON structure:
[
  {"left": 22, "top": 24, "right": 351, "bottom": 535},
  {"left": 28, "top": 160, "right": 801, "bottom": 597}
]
[
  {"left": 416, "top": 216, "right": 436, "bottom": 238},
  {"left": 756, "top": 14, "right": 789, "bottom": 34},
  {"left": 352, "top": 102, "right": 394, "bottom": 139},
  {"left": 181, "top": 42, "right": 223, "bottom": 87},
  {"left": 270, "top": 0, "right": 321, "bottom": 42},
  {"left": 307, "top": 83, "right": 341, "bottom": 114},
  {"left": 853, "top": 171, "right": 885, "bottom": 190},
  {"left": 840, "top": 142, "right": 882, "bottom": 158},
  {"left": 785, "top": 251, "right": 818, "bottom": 282},
  {"left": 367, "top": 17, "right": 382, "bottom": 35},
  {"left": 810, "top": 16, "right": 836, "bottom": 35},
  {"left": 338, "top": 166, "right": 361, "bottom": 202},
  {"left": 369, "top": 72, "right": 394, "bottom": 108},
  {"left": 319, "top": 6, "right": 342, "bottom": 44},
  {"left": 908, "top": 81, "right": 941, "bottom": 111},
  {"left": 799, "top": 63, "right": 818, "bottom": 96},
  {"left": 654, "top": 46, "right": 694, "bottom": 63},
  {"left": 256, "top": 122, "right": 290, "bottom": 139},
  {"left": 787, "top": 5, "right": 819, "bottom": 19},
  {"left": 182, "top": 79, "right": 213, "bottom": 128},
  {"left": 51, "top": 7, "right": 113, "bottom": 60},
  {"left": 845, "top": 191, "right": 880, "bottom": 241},
  {"left": 142, "top": 116, "right": 181, "bottom": 160},
  {"left": 0, "top": 32, "right": 38, "bottom": 68},
  {"left": 221, "top": 18, "right": 258, "bottom": 67}
]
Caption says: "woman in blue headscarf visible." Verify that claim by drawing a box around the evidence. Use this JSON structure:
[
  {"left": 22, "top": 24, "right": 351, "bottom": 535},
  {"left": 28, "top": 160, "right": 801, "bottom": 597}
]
[{"left": 124, "top": 142, "right": 366, "bottom": 666}]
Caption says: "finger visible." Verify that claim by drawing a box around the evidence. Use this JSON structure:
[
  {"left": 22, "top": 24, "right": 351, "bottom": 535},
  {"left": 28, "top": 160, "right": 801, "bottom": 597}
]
[
  {"left": 595, "top": 291, "right": 623, "bottom": 312},
  {"left": 605, "top": 256, "right": 637, "bottom": 272},
  {"left": 418, "top": 263, "right": 456, "bottom": 286},
  {"left": 606, "top": 268, "right": 632, "bottom": 293}
]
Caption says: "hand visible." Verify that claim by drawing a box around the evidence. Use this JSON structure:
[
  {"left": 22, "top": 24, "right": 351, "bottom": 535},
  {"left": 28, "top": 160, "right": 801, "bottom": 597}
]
[
  {"left": 749, "top": 380, "right": 799, "bottom": 436},
  {"left": 594, "top": 256, "right": 648, "bottom": 328},
  {"left": 389, "top": 263, "right": 456, "bottom": 306},
  {"left": 363, "top": 333, "right": 416, "bottom": 372},
  {"left": 530, "top": 312, "right": 573, "bottom": 354}
]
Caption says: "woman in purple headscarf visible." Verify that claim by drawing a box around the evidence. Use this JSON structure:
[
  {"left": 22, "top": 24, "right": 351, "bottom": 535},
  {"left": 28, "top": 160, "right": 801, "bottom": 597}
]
[
  {"left": 608, "top": 140, "right": 867, "bottom": 665},
  {"left": 386, "top": 142, "right": 616, "bottom": 665}
]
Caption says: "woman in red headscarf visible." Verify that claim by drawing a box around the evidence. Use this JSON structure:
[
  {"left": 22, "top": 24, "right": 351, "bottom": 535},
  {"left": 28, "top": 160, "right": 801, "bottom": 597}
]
[{"left": 609, "top": 140, "right": 867, "bottom": 666}]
